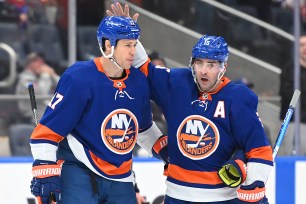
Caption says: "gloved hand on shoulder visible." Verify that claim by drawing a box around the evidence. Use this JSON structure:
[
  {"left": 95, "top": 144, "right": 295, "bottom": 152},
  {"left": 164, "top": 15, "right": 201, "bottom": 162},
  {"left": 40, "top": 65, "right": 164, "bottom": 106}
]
[
  {"left": 30, "top": 159, "right": 62, "bottom": 204},
  {"left": 218, "top": 149, "right": 247, "bottom": 188}
]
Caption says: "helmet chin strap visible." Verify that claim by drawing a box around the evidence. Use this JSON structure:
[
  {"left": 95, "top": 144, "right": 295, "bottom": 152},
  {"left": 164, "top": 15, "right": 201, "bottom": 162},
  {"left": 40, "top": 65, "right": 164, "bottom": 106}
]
[
  {"left": 99, "top": 46, "right": 125, "bottom": 70},
  {"left": 205, "top": 70, "right": 225, "bottom": 93},
  {"left": 109, "top": 57, "right": 124, "bottom": 70}
]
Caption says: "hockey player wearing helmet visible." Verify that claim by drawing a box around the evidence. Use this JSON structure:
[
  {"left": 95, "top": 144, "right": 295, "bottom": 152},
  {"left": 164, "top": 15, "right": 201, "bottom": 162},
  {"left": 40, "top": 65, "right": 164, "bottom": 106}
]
[
  {"left": 97, "top": 16, "right": 140, "bottom": 70},
  {"left": 190, "top": 35, "right": 228, "bottom": 94},
  {"left": 108, "top": 3, "right": 273, "bottom": 204},
  {"left": 29, "top": 15, "right": 166, "bottom": 204}
]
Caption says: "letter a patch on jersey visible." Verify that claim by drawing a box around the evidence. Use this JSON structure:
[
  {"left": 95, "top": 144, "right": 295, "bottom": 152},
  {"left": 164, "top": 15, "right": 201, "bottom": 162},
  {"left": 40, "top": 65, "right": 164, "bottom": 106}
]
[{"left": 214, "top": 101, "right": 225, "bottom": 118}]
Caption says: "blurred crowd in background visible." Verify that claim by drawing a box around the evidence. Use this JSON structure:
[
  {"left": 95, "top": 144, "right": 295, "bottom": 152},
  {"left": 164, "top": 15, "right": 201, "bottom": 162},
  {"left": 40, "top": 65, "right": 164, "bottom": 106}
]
[{"left": 0, "top": 0, "right": 305, "bottom": 157}]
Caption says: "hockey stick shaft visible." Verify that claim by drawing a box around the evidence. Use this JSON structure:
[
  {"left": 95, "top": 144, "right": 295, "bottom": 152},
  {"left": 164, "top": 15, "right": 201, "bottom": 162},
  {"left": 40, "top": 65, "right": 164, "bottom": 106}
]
[
  {"left": 272, "top": 89, "right": 301, "bottom": 159},
  {"left": 28, "top": 83, "right": 39, "bottom": 126},
  {"left": 28, "top": 83, "right": 56, "bottom": 204}
]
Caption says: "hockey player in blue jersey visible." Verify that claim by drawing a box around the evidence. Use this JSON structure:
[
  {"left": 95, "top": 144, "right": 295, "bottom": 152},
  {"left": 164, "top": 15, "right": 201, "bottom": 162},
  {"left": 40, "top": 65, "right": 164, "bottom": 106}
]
[
  {"left": 107, "top": 3, "right": 274, "bottom": 203},
  {"left": 138, "top": 36, "right": 273, "bottom": 204},
  {"left": 29, "top": 16, "right": 167, "bottom": 204},
  {"left": 139, "top": 37, "right": 273, "bottom": 204}
]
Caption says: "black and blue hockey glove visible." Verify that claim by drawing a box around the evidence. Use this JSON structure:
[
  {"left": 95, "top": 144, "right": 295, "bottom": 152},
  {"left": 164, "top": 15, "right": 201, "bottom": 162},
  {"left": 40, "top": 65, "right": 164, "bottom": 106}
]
[
  {"left": 237, "top": 181, "right": 269, "bottom": 203},
  {"left": 30, "top": 160, "right": 62, "bottom": 204}
]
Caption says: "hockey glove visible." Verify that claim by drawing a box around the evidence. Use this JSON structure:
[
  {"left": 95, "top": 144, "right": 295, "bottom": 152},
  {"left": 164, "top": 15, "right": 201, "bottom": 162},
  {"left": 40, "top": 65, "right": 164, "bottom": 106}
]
[
  {"left": 152, "top": 135, "right": 169, "bottom": 175},
  {"left": 237, "top": 181, "right": 268, "bottom": 203},
  {"left": 133, "top": 40, "right": 148, "bottom": 68},
  {"left": 30, "top": 160, "right": 62, "bottom": 204},
  {"left": 218, "top": 150, "right": 247, "bottom": 188}
]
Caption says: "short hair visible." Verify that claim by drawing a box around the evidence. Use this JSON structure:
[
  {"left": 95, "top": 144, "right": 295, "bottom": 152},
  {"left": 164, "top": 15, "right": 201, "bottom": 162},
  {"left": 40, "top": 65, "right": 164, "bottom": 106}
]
[
  {"left": 149, "top": 51, "right": 166, "bottom": 66},
  {"left": 25, "top": 52, "right": 44, "bottom": 66}
]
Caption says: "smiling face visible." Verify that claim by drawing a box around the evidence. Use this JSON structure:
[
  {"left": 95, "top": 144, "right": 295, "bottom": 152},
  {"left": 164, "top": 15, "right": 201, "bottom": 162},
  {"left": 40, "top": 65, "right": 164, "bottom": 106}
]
[{"left": 193, "top": 58, "right": 226, "bottom": 92}]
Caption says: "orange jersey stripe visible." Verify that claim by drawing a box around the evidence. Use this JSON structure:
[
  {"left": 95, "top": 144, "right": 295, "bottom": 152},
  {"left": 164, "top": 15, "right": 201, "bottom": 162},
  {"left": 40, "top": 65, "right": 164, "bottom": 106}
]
[
  {"left": 139, "top": 59, "right": 151, "bottom": 77},
  {"left": 31, "top": 124, "right": 64, "bottom": 143},
  {"left": 246, "top": 146, "right": 273, "bottom": 161},
  {"left": 89, "top": 151, "right": 132, "bottom": 175},
  {"left": 168, "top": 164, "right": 222, "bottom": 185},
  {"left": 94, "top": 57, "right": 130, "bottom": 92}
]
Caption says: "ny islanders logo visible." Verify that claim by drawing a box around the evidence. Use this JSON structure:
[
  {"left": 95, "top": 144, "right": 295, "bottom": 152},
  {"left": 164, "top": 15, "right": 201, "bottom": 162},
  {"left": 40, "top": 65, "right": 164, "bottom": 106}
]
[
  {"left": 101, "top": 109, "right": 138, "bottom": 154},
  {"left": 177, "top": 115, "right": 220, "bottom": 160}
]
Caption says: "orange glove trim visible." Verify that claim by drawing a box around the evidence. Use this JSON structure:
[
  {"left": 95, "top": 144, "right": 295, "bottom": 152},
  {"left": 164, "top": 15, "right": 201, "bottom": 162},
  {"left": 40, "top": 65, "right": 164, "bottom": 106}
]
[
  {"left": 235, "top": 159, "right": 247, "bottom": 183},
  {"left": 32, "top": 164, "right": 61, "bottom": 178},
  {"left": 237, "top": 186, "right": 266, "bottom": 202}
]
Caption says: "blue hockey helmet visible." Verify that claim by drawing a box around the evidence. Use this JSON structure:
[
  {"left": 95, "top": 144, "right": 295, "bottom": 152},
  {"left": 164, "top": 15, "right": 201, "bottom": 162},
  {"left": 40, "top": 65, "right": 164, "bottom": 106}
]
[
  {"left": 97, "top": 16, "right": 140, "bottom": 49},
  {"left": 192, "top": 35, "right": 229, "bottom": 63}
]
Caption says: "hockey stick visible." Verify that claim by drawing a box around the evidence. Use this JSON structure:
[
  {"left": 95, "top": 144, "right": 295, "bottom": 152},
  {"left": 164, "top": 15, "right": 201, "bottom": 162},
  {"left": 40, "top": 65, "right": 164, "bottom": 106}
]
[
  {"left": 272, "top": 89, "right": 301, "bottom": 159},
  {"left": 28, "top": 83, "right": 39, "bottom": 126},
  {"left": 28, "top": 83, "right": 56, "bottom": 204},
  {"left": 258, "top": 90, "right": 302, "bottom": 204}
]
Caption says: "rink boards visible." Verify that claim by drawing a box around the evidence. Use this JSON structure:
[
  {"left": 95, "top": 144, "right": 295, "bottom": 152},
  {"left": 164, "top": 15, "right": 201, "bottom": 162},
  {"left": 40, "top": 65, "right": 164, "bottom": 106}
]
[{"left": 0, "top": 156, "right": 305, "bottom": 204}]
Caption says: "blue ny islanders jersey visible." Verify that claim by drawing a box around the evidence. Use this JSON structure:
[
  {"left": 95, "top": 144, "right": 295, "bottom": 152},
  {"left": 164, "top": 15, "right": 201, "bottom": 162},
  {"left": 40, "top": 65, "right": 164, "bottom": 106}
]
[
  {"left": 140, "top": 62, "right": 273, "bottom": 202},
  {"left": 30, "top": 58, "right": 152, "bottom": 182}
]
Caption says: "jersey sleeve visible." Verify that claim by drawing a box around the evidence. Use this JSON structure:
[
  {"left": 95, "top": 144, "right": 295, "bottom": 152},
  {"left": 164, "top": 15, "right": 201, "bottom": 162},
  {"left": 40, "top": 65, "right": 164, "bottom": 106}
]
[
  {"left": 137, "top": 66, "right": 162, "bottom": 156},
  {"left": 230, "top": 86, "right": 273, "bottom": 184},
  {"left": 30, "top": 73, "right": 89, "bottom": 161},
  {"left": 139, "top": 87, "right": 153, "bottom": 132},
  {"left": 140, "top": 61, "right": 172, "bottom": 109}
]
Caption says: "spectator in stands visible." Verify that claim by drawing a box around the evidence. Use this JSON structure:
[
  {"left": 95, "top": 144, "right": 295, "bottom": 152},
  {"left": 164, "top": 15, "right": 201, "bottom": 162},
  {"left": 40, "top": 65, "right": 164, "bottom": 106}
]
[
  {"left": 15, "top": 52, "right": 59, "bottom": 123},
  {"left": 280, "top": 0, "right": 306, "bottom": 31},
  {"left": 279, "top": 33, "right": 306, "bottom": 155},
  {"left": 149, "top": 51, "right": 167, "bottom": 67},
  {"left": 6, "top": 0, "right": 29, "bottom": 29},
  {"left": 6, "top": 0, "right": 30, "bottom": 52},
  {"left": 42, "top": 0, "right": 58, "bottom": 25}
]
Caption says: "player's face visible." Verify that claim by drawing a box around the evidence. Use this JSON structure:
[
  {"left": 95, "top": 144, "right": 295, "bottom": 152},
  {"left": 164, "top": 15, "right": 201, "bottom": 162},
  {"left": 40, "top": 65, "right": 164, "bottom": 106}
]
[
  {"left": 300, "top": 36, "right": 306, "bottom": 62},
  {"left": 113, "top": 39, "right": 137, "bottom": 69},
  {"left": 193, "top": 58, "right": 225, "bottom": 92}
]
